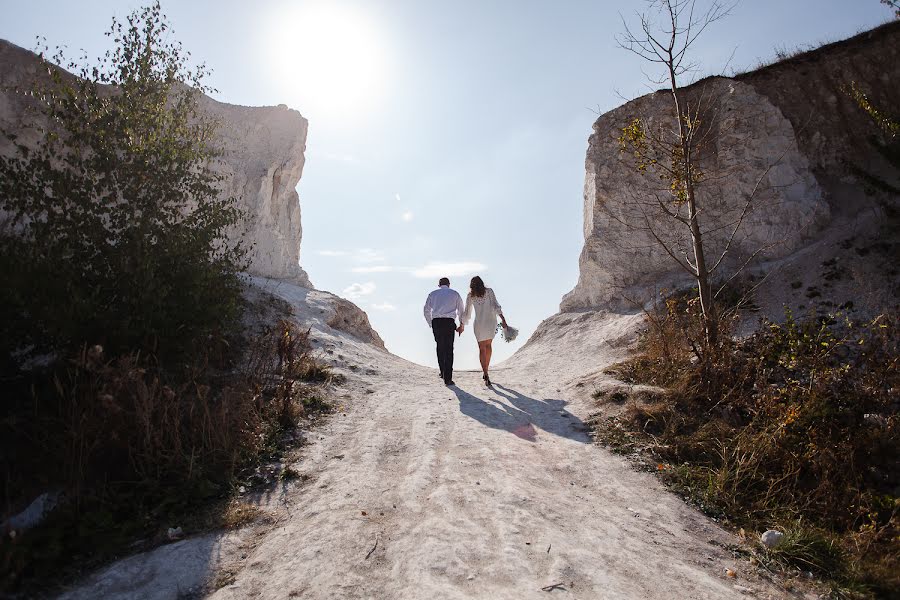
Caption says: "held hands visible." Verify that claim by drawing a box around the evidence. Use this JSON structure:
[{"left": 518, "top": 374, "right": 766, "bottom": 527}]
[{"left": 456, "top": 325, "right": 464, "bottom": 336}]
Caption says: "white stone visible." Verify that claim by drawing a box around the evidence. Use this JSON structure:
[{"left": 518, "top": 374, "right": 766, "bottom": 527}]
[
  {"left": 1, "top": 491, "right": 61, "bottom": 533},
  {"left": 198, "top": 96, "right": 312, "bottom": 287},
  {"left": 760, "top": 529, "right": 785, "bottom": 549}
]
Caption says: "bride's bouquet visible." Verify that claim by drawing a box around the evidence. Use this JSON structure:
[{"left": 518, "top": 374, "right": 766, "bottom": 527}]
[{"left": 497, "top": 322, "right": 519, "bottom": 342}]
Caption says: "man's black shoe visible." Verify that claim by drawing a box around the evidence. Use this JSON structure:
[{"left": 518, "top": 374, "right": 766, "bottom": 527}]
[{"left": 445, "top": 380, "right": 455, "bottom": 386}]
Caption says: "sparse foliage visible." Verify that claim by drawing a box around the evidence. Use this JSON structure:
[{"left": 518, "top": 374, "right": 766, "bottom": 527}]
[
  {"left": 597, "top": 304, "right": 900, "bottom": 596},
  {"left": 847, "top": 81, "right": 899, "bottom": 139},
  {"left": 882, "top": 0, "right": 900, "bottom": 19},
  {"left": 844, "top": 80, "right": 900, "bottom": 195},
  {"left": 0, "top": 317, "right": 333, "bottom": 593},
  {"left": 0, "top": 2, "right": 249, "bottom": 365},
  {"left": 617, "top": 0, "right": 761, "bottom": 351}
]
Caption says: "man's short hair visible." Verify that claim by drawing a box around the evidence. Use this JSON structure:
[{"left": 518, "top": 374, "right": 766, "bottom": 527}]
[{"left": 438, "top": 277, "right": 450, "bottom": 286}]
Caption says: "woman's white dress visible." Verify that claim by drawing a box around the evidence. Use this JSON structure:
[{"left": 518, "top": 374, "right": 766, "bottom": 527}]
[{"left": 463, "top": 288, "right": 502, "bottom": 342}]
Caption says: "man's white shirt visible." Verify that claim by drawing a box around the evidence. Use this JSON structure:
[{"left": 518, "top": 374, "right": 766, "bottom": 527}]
[{"left": 423, "top": 285, "right": 465, "bottom": 326}]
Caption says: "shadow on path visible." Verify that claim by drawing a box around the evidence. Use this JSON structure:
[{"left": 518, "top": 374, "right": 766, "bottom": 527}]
[{"left": 451, "top": 384, "right": 589, "bottom": 443}]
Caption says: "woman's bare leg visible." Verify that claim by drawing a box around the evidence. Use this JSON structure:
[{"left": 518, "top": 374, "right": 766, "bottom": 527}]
[
  {"left": 485, "top": 340, "right": 493, "bottom": 372},
  {"left": 478, "top": 340, "right": 490, "bottom": 375}
]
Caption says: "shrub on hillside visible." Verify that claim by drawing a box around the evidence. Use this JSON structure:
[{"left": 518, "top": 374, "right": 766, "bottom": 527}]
[
  {"left": 0, "top": 2, "right": 248, "bottom": 367},
  {"left": 0, "top": 318, "right": 333, "bottom": 592},
  {"left": 0, "top": 5, "right": 330, "bottom": 594},
  {"left": 597, "top": 296, "right": 899, "bottom": 596}
]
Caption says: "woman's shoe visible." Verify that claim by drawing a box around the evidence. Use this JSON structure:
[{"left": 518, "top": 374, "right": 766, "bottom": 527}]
[{"left": 483, "top": 373, "right": 492, "bottom": 387}]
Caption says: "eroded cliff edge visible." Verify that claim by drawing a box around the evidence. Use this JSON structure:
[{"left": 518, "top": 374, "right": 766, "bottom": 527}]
[
  {"left": 562, "top": 20, "right": 900, "bottom": 314},
  {"left": 0, "top": 38, "right": 385, "bottom": 349},
  {"left": 511, "top": 22, "right": 899, "bottom": 382},
  {"left": 0, "top": 38, "right": 311, "bottom": 286}
]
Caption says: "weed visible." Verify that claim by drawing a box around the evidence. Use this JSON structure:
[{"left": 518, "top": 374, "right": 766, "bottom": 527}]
[
  {"left": 219, "top": 502, "right": 265, "bottom": 530},
  {"left": 0, "top": 318, "right": 335, "bottom": 594},
  {"left": 593, "top": 301, "right": 900, "bottom": 597},
  {"left": 279, "top": 467, "right": 303, "bottom": 482}
]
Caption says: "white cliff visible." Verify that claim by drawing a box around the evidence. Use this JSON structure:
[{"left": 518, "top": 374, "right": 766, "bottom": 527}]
[
  {"left": 560, "top": 21, "right": 899, "bottom": 315},
  {"left": 0, "top": 38, "right": 394, "bottom": 347},
  {"left": 0, "top": 39, "right": 311, "bottom": 288},
  {"left": 198, "top": 98, "right": 312, "bottom": 287},
  {"left": 562, "top": 78, "right": 828, "bottom": 312}
]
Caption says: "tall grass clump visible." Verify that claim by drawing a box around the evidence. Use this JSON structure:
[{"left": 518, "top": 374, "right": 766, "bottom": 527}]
[
  {"left": 599, "top": 294, "right": 899, "bottom": 597},
  {"left": 1, "top": 319, "right": 333, "bottom": 592}
]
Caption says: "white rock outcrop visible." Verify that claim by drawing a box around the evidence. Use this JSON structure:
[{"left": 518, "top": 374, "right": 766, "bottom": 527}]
[
  {"left": 0, "top": 39, "right": 311, "bottom": 287},
  {"left": 561, "top": 78, "right": 828, "bottom": 312},
  {"left": 561, "top": 21, "right": 900, "bottom": 313},
  {"left": 198, "top": 98, "right": 312, "bottom": 287}
]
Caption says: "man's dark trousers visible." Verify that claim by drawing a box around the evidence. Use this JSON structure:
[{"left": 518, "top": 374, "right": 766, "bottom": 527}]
[{"left": 432, "top": 317, "right": 456, "bottom": 384}]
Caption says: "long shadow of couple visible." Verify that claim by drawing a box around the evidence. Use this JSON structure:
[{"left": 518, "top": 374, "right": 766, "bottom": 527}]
[{"left": 452, "top": 383, "right": 589, "bottom": 443}]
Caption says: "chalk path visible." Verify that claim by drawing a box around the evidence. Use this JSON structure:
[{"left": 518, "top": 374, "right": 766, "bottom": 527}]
[{"left": 61, "top": 280, "right": 791, "bottom": 599}]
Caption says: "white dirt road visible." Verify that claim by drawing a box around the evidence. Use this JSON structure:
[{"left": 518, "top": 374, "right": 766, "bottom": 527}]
[{"left": 61, "top": 280, "right": 796, "bottom": 599}]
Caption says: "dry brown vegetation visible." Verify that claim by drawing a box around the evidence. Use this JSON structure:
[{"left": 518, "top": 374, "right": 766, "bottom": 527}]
[
  {"left": 593, "top": 294, "right": 899, "bottom": 598},
  {"left": 0, "top": 315, "right": 336, "bottom": 594}
]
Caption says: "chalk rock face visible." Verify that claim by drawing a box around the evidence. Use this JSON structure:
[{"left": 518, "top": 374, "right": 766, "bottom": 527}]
[
  {"left": 198, "top": 97, "right": 312, "bottom": 287},
  {"left": 562, "top": 22, "right": 900, "bottom": 313},
  {"left": 0, "top": 39, "right": 311, "bottom": 287},
  {"left": 325, "top": 295, "right": 386, "bottom": 349},
  {"left": 561, "top": 78, "right": 827, "bottom": 312}
]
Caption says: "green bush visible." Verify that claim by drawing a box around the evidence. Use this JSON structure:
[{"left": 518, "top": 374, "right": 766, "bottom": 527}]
[
  {"left": 0, "top": 5, "right": 318, "bottom": 594},
  {"left": 0, "top": 2, "right": 248, "bottom": 366}
]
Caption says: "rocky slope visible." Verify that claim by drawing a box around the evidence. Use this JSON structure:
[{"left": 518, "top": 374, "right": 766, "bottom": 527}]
[
  {"left": 0, "top": 39, "right": 386, "bottom": 348},
  {"left": 0, "top": 38, "right": 311, "bottom": 287},
  {"left": 561, "top": 20, "right": 900, "bottom": 317}
]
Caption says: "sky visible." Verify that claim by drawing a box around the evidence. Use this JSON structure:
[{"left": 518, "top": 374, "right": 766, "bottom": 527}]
[{"left": 1, "top": 0, "right": 892, "bottom": 369}]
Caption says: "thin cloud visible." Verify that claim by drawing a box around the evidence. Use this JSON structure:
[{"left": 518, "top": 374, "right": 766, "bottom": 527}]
[
  {"left": 401, "top": 211, "right": 414, "bottom": 222},
  {"left": 411, "top": 262, "right": 487, "bottom": 279},
  {"left": 349, "top": 262, "right": 487, "bottom": 278},
  {"left": 370, "top": 302, "right": 397, "bottom": 311},
  {"left": 342, "top": 281, "right": 376, "bottom": 300},
  {"left": 356, "top": 248, "right": 386, "bottom": 263},
  {"left": 395, "top": 193, "right": 401, "bottom": 202},
  {"left": 317, "top": 248, "right": 387, "bottom": 263}
]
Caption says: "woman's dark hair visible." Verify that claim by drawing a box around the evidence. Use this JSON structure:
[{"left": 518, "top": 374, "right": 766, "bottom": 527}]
[{"left": 470, "top": 276, "right": 486, "bottom": 298}]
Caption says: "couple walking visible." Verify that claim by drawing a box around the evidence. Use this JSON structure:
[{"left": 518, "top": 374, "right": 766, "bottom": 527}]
[{"left": 423, "top": 275, "right": 509, "bottom": 387}]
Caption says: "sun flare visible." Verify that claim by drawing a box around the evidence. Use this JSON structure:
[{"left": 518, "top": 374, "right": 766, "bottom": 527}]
[{"left": 262, "top": 3, "right": 389, "bottom": 120}]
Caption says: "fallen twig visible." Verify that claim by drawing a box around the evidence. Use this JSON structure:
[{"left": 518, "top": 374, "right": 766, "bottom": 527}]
[
  {"left": 541, "top": 582, "right": 566, "bottom": 592},
  {"left": 365, "top": 536, "right": 379, "bottom": 560}
]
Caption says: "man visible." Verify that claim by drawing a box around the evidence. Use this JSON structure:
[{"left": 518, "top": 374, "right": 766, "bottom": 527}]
[{"left": 423, "top": 277, "right": 466, "bottom": 386}]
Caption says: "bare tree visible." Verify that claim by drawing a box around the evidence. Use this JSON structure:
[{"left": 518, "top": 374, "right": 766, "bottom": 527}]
[{"left": 615, "top": 0, "right": 739, "bottom": 348}]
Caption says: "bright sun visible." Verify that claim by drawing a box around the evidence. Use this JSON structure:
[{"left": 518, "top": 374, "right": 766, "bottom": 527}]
[{"left": 262, "top": 2, "right": 389, "bottom": 120}]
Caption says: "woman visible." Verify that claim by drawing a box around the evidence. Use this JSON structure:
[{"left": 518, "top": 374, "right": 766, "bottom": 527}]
[{"left": 462, "top": 275, "right": 507, "bottom": 386}]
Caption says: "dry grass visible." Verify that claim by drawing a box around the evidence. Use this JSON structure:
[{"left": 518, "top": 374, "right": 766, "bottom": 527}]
[
  {"left": 219, "top": 501, "right": 267, "bottom": 530},
  {"left": 0, "top": 316, "right": 335, "bottom": 594},
  {"left": 592, "top": 296, "right": 900, "bottom": 598}
]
